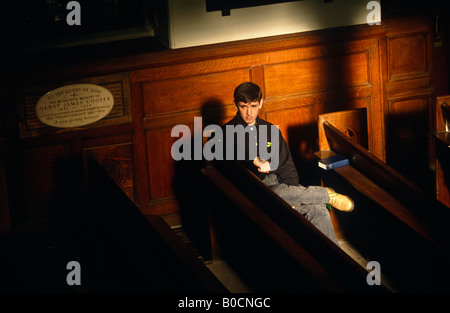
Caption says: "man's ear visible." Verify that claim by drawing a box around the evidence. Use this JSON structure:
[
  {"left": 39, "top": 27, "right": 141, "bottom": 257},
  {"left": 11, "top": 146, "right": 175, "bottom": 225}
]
[{"left": 259, "top": 99, "right": 264, "bottom": 109}]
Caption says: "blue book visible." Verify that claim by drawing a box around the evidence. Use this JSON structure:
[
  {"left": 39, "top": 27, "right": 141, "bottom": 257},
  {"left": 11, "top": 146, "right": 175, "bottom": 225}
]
[{"left": 318, "top": 154, "right": 349, "bottom": 170}]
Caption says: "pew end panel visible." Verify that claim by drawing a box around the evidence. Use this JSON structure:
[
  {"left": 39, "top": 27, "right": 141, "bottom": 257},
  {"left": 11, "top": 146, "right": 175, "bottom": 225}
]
[{"left": 318, "top": 108, "right": 369, "bottom": 152}]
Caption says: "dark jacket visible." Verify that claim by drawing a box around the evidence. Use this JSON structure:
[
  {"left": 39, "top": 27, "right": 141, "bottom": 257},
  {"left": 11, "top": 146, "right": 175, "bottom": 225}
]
[{"left": 221, "top": 113, "right": 299, "bottom": 186}]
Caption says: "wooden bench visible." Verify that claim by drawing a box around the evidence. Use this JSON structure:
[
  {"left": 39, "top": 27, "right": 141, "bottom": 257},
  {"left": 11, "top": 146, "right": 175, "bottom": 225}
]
[
  {"left": 435, "top": 99, "right": 450, "bottom": 207},
  {"left": 82, "top": 156, "right": 228, "bottom": 293},
  {"left": 202, "top": 160, "right": 390, "bottom": 292},
  {"left": 319, "top": 119, "right": 450, "bottom": 292}
]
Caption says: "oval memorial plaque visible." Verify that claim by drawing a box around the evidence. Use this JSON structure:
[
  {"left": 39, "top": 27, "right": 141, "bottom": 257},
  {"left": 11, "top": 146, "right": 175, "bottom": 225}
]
[{"left": 35, "top": 84, "right": 114, "bottom": 128}]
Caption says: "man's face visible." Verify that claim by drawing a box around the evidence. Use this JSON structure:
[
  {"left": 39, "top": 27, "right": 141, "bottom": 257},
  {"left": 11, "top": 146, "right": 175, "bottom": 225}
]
[{"left": 236, "top": 100, "right": 263, "bottom": 125}]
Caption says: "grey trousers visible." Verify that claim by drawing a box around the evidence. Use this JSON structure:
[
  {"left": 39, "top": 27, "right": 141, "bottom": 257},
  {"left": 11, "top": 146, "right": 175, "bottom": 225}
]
[{"left": 261, "top": 174, "right": 339, "bottom": 246}]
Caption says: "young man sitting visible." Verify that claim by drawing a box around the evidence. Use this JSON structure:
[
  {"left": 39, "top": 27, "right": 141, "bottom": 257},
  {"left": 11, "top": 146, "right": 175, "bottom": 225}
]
[{"left": 219, "top": 81, "right": 353, "bottom": 246}]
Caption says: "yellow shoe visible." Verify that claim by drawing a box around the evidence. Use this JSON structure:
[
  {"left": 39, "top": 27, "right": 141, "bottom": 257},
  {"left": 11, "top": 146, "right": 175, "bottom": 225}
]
[{"left": 325, "top": 188, "right": 354, "bottom": 212}]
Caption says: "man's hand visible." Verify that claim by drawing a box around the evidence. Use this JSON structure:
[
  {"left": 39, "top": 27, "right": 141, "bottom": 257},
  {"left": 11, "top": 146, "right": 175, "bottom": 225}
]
[{"left": 253, "top": 157, "right": 271, "bottom": 173}]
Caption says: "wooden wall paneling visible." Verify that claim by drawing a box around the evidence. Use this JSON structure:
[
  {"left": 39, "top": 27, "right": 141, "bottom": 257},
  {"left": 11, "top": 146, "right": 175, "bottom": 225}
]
[
  {"left": 130, "top": 30, "right": 385, "bottom": 87},
  {"left": 264, "top": 103, "right": 316, "bottom": 163},
  {"left": 261, "top": 36, "right": 384, "bottom": 160},
  {"left": 388, "top": 95, "right": 432, "bottom": 140},
  {"left": 82, "top": 138, "right": 135, "bottom": 202},
  {"left": 143, "top": 112, "right": 198, "bottom": 216},
  {"left": 250, "top": 64, "right": 265, "bottom": 97},
  {"left": 369, "top": 37, "right": 387, "bottom": 161},
  {"left": 386, "top": 94, "right": 434, "bottom": 190},
  {"left": 130, "top": 49, "right": 287, "bottom": 86},
  {"left": 353, "top": 37, "right": 384, "bottom": 161},
  {"left": 145, "top": 126, "right": 180, "bottom": 215},
  {"left": 384, "top": 16, "right": 436, "bottom": 190},
  {"left": 387, "top": 32, "right": 431, "bottom": 82},
  {"left": 138, "top": 66, "right": 252, "bottom": 216},
  {"left": 141, "top": 69, "right": 249, "bottom": 118},
  {"left": 201, "top": 104, "right": 238, "bottom": 129},
  {"left": 130, "top": 82, "right": 150, "bottom": 212},
  {"left": 263, "top": 51, "right": 370, "bottom": 99},
  {"left": 131, "top": 45, "right": 268, "bottom": 219},
  {"left": 432, "top": 35, "right": 449, "bottom": 133},
  {"left": 142, "top": 105, "right": 236, "bottom": 217}
]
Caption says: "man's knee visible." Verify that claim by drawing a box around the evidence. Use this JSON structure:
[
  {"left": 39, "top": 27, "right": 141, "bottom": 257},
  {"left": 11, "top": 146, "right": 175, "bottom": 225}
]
[{"left": 302, "top": 203, "right": 330, "bottom": 221}]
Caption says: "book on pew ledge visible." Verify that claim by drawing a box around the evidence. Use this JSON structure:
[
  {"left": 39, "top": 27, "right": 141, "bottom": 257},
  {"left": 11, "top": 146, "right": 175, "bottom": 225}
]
[{"left": 318, "top": 154, "right": 349, "bottom": 170}]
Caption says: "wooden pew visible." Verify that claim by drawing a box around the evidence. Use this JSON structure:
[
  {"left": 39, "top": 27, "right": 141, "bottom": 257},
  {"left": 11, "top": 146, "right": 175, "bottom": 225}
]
[
  {"left": 202, "top": 161, "right": 390, "bottom": 293},
  {"left": 82, "top": 156, "right": 228, "bottom": 293},
  {"left": 320, "top": 120, "right": 450, "bottom": 292},
  {"left": 435, "top": 99, "right": 450, "bottom": 207}
]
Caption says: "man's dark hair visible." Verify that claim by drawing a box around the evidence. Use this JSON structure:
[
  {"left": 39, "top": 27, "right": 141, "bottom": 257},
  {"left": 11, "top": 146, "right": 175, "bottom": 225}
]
[{"left": 233, "top": 82, "right": 262, "bottom": 104}]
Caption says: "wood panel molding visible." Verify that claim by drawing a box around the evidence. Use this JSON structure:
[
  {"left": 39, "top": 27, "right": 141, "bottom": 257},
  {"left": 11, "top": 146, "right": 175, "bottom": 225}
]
[
  {"left": 141, "top": 69, "right": 249, "bottom": 118},
  {"left": 263, "top": 51, "right": 371, "bottom": 99},
  {"left": 387, "top": 31, "right": 431, "bottom": 82}
]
